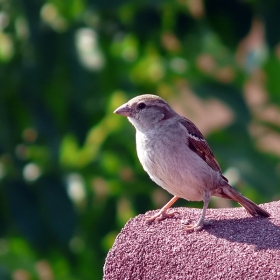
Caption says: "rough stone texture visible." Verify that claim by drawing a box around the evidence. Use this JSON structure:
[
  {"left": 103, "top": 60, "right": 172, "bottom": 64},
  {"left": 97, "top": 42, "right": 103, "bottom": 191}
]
[{"left": 103, "top": 201, "right": 280, "bottom": 280}]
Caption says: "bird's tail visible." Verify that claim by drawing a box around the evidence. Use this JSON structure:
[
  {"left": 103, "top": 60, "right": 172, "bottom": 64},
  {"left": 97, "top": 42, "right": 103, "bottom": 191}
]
[{"left": 214, "top": 184, "right": 270, "bottom": 217}]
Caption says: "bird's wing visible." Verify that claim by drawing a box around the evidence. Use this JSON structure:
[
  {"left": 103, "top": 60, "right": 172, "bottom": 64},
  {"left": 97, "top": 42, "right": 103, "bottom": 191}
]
[{"left": 179, "top": 117, "right": 226, "bottom": 179}]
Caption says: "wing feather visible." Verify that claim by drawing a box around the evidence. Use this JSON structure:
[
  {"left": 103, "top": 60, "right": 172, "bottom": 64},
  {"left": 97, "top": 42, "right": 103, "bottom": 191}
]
[{"left": 179, "top": 118, "right": 227, "bottom": 181}]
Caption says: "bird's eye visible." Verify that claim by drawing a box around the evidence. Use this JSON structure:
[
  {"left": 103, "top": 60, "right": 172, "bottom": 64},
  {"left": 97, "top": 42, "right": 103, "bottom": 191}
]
[{"left": 137, "top": 103, "right": 146, "bottom": 110}]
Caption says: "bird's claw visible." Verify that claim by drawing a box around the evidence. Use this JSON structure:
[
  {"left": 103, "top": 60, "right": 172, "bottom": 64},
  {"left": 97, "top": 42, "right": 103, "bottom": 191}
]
[
  {"left": 145, "top": 209, "right": 179, "bottom": 223},
  {"left": 183, "top": 222, "right": 204, "bottom": 232},
  {"left": 182, "top": 219, "right": 212, "bottom": 232}
]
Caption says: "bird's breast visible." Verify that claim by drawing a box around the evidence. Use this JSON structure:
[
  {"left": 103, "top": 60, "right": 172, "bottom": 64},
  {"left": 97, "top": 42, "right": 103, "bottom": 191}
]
[{"left": 135, "top": 130, "right": 209, "bottom": 201}]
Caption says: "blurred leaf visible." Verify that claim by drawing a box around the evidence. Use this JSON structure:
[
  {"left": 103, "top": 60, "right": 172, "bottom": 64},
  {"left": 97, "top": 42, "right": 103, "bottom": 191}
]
[
  {"left": 205, "top": 0, "right": 252, "bottom": 49},
  {"left": 36, "top": 175, "right": 76, "bottom": 248},
  {"left": 60, "top": 92, "right": 126, "bottom": 168},
  {"left": 174, "top": 12, "right": 196, "bottom": 40},
  {"left": 193, "top": 82, "right": 251, "bottom": 124},
  {"left": 132, "top": 6, "right": 161, "bottom": 41},
  {"left": 0, "top": 265, "right": 11, "bottom": 280},
  {"left": 261, "top": 0, "right": 280, "bottom": 48},
  {"left": 4, "top": 180, "right": 49, "bottom": 250},
  {"left": 263, "top": 54, "right": 280, "bottom": 103},
  {"left": 130, "top": 48, "right": 165, "bottom": 85},
  {"left": 49, "top": 0, "right": 85, "bottom": 21}
]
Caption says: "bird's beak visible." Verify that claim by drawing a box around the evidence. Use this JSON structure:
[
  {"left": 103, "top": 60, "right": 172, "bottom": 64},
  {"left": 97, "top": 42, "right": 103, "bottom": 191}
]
[{"left": 114, "top": 103, "right": 132, "bottom": 117}]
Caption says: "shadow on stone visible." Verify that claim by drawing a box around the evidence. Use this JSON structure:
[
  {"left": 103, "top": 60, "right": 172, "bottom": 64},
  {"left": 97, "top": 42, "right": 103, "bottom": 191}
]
[{"left": 205, "top": 216, "right": 280, "bottom": 250}]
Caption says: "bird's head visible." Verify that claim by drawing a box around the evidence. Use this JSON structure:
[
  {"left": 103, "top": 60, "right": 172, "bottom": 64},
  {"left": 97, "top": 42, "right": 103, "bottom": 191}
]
[{"left": 114, "top": 94, "right": 176, "bottom": 132}]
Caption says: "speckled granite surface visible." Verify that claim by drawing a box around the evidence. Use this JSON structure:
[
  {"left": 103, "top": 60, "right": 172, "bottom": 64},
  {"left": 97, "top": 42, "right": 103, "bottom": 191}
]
[{"left": 104, "top": 201, "right": 280, "bottom": 280}]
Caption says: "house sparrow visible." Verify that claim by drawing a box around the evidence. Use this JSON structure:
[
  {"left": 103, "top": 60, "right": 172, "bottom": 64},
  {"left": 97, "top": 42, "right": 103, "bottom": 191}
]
[{"left": 114, "top": 94, "right": 270, "bottom": 231}]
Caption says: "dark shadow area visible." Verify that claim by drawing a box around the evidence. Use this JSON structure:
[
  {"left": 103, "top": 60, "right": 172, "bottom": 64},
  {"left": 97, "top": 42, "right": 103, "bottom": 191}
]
[{"left": 205, "top": 216, "right": 280, "bottom": 250}]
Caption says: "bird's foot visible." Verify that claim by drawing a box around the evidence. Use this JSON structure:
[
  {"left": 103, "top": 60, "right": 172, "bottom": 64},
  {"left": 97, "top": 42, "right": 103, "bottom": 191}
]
[
  {"left": 184, "top": 222, "right": 204, "bottom": 232},
  {"left": 181, "top": 219, "right": 212, "bottom": 232},
  {"left": 146, "top": 209, "right": 179, "bottom": 223}
]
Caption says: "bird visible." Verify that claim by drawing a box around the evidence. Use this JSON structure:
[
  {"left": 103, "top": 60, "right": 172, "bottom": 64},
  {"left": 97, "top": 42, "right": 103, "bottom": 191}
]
[{"left": 114, "top": 94, "right": 270, "bottom": 231}]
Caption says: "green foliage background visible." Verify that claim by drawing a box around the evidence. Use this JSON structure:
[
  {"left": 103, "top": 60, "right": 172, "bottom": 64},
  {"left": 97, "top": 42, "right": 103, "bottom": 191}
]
[{"left": 0, "top": 0, "right": 280, "bottom": 279}]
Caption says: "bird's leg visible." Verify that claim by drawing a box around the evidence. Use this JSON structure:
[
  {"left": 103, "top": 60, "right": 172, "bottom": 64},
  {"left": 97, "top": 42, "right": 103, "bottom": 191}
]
[
  {"left": 184, "top": 191, "right": 210, "bottom": 232},
  {"left": 146, "top": 196, "right": 179, "bottom": 222}
]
